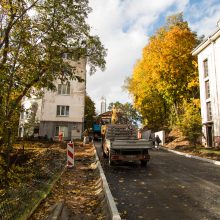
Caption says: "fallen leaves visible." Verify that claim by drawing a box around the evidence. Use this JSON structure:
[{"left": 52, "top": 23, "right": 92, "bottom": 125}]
[{"left": 30, "top": 143, "right": 106, "bottom": 220}]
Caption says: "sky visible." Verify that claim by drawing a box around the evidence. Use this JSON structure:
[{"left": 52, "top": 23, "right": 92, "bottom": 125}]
[{"left": 86, "top": 0, "right": 220, "bottom": 113}]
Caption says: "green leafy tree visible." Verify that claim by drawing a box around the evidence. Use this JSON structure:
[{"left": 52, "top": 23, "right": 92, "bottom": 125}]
[
  {"left": 108, "top": 102, "right": 141, "bottom": 125},
  {"left": 85, "top": 95, "right": 96, "bottom": 129},
  {"left": 0, "top": 0, "right": 106, "bottom": 171}
]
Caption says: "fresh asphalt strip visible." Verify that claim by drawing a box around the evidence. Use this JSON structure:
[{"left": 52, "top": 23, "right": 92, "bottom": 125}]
[{"left": 94, "top": 144, "right": 220, "bottom": 220}]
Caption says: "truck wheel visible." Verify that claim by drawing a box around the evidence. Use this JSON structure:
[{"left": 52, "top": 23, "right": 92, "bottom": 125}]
[{"left": 140, "top": 160, "right": 147, "bottom": 167}]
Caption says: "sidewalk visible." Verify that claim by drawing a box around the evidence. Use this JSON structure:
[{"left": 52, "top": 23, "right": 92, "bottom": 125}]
[{"left": 30, "top": 143, "right": 106, "bottom": 220}]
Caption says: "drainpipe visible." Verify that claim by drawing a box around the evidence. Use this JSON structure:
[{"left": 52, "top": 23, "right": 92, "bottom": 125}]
[
  {"left": 212, "top": 42, "right": 219, "bottom": 139},
  {"left": 82, "top": 58, "right": 87, "bottom": 139}
]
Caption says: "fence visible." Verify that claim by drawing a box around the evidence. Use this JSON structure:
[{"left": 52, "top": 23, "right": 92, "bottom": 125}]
[{"left": 0, "top": 146, "right": 66, "bottom": 220}]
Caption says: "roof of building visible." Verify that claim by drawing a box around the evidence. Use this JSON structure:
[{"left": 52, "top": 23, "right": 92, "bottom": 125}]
[
  {"left": 192, "top": 26, "right": 220, "bottom": 56},
  {"left": 99, "top": 111, "right": 112, "bottom": 117}
]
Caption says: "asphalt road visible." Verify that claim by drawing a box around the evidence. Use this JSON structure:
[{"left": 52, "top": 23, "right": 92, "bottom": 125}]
[{"left": 94, "top": 142, "right": 220, "bottom": 220}]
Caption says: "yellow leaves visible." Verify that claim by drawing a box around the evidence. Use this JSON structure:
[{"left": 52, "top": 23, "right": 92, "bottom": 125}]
[
  {"left": 89, "top": 162, "right": 98, "bottom": 170},
  {"left": 126, "top": 14, "right": 200, "bottom": 129},
  {"left": 178, "top": 184, "right": 186, "bottom": 189},
  {"left": 89, "top": 199, "right": 98, "bottom": 207},
  {"left": 119, "top": 179, "right": 124, "bottom": 183},
  {"left": 120, "top": 210, "right": 127, "bottom": 217},
  {"left": 187, "top": 78, "right": 199, "bottom": 90},
  {"left": 71, "top": 189, "right": 81, "bottom": 194},
  {"left": 192, "top": 60, "right": 198, "bottom": 68},
  {"left": 192, "top": 99, "right": 200, "bottom": 108}
]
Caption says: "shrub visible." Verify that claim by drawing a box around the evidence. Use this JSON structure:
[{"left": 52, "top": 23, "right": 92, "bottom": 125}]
[{"left": 178, "top": 100, "right": 202, "bottom": 145}]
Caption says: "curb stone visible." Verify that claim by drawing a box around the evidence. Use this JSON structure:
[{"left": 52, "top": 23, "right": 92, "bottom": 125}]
[
  {"left": 24, "top": 166, "right": 66, "bottom": 220},
  {"left": 161, "top": 147, "right": 220, "bottom": 166},
  {"left": 94, "top": 147, "right": 121, "bottom": 220},
  {"left": 47, "top": 201, "right": 64, "bottom": 220}
]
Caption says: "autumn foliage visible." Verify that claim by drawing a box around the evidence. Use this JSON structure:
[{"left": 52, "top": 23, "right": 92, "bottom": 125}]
[
  {"left": 126, "top": 13, "right": 201, "bottom": 140},
  {"left": 0, "top": 0, "right": 106, "bottom": 173}
]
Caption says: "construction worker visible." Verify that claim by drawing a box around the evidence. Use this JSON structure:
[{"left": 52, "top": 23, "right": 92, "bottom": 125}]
[
  {"left": 155, "top": 135, "right": 161, "bottom": 150},
  {"left": 58, "top": 131, "right": 63, "bottom": 142},
  {"left": 111, "top": 105, "right": 118, "bottom": 124},
  {"left": 83, "top": 129, "right": 89, "bottom": 145}
]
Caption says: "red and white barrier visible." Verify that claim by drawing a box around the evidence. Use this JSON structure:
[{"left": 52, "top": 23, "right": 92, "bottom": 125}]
[{"left": 67, "top": 142, "right": 74, "bottom": 167}]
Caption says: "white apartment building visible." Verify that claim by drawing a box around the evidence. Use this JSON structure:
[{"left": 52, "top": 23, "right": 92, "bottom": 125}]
[
  {"left": 19, "top": 58, "right": 86, "bottom": 140},
  {"left": 192, "top": 24, "right": 220, "bottom": 147}
]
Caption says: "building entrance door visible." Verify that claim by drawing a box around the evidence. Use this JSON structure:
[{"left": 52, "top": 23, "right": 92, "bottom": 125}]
[
  {"left": 71, "top": 129, "right": 81, "bottom": 140},
  {"left": 207, "top": 125, "right": 213, "bottom": 147}
]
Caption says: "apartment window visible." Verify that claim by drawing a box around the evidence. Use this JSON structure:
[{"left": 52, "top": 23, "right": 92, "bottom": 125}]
[
  {"left": 206, "top": 102, "right": 212, "bottom": 121},
  {"left": 55, "top": 126, "right": 68, "bottom": 137},
  {"left": 203, "top": 59, "right": 208, "bottom": 78},
  {"left": 56, "top": 105, "right": 69, "bottom": 116},
  {"left": 205, "top": 80, "right": 210, "bottom": 99},
  {"left": 58, "top": 83, "right": 70, "bottom": 95}
]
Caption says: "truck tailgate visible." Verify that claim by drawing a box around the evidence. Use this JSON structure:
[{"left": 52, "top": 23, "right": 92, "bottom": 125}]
[{"left": 111, "top": 139, "right": 153, "bottom": 149}]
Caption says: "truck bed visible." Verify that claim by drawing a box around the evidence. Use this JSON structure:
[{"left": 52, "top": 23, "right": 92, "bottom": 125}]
[
  {"left": 105, "top": 124, "right": 138, "bottom": 139},
  {"left": 102, "top": 124, "right": 152, "bottom": 165}
]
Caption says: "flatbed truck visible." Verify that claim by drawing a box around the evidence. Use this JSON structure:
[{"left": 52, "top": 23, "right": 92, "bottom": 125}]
[{"left": 102, "top": 124, "right": 153, "bottom": 166}]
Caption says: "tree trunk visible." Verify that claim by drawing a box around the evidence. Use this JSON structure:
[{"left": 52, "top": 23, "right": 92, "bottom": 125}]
[
  {"left": 1, "top": 122, "right": 13, "bottom": 183},
  {"left": 173, "top": 102, "right": 180, "bottom": 123}
]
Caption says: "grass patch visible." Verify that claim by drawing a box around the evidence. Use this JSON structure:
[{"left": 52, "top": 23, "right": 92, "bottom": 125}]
[{"left": 198, "top": 148, "right": 220, "bottom": 154}]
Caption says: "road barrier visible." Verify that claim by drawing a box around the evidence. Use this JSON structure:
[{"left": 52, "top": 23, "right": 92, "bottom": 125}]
[{"left": 67, "top": 142, "right": 74, "bottom": 167}]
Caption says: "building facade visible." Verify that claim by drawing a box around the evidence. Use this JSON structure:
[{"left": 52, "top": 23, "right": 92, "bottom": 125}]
[
  {"left": 19, "top": 58, "right": 86, "bottom": 140},
  {"left": 192, "top": 25, "right": 220, "bottom": 147}
]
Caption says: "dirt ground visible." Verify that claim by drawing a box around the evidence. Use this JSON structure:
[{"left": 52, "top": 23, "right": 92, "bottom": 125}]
[
  {"left": 165, "top": 129, "right": 220, "bottom": 161},
  {"left": 0, "top": 141, "right": 68, "bottom": 220},
  {"left": 30, "top": 143, "right": 106, "bottom": 220}
]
